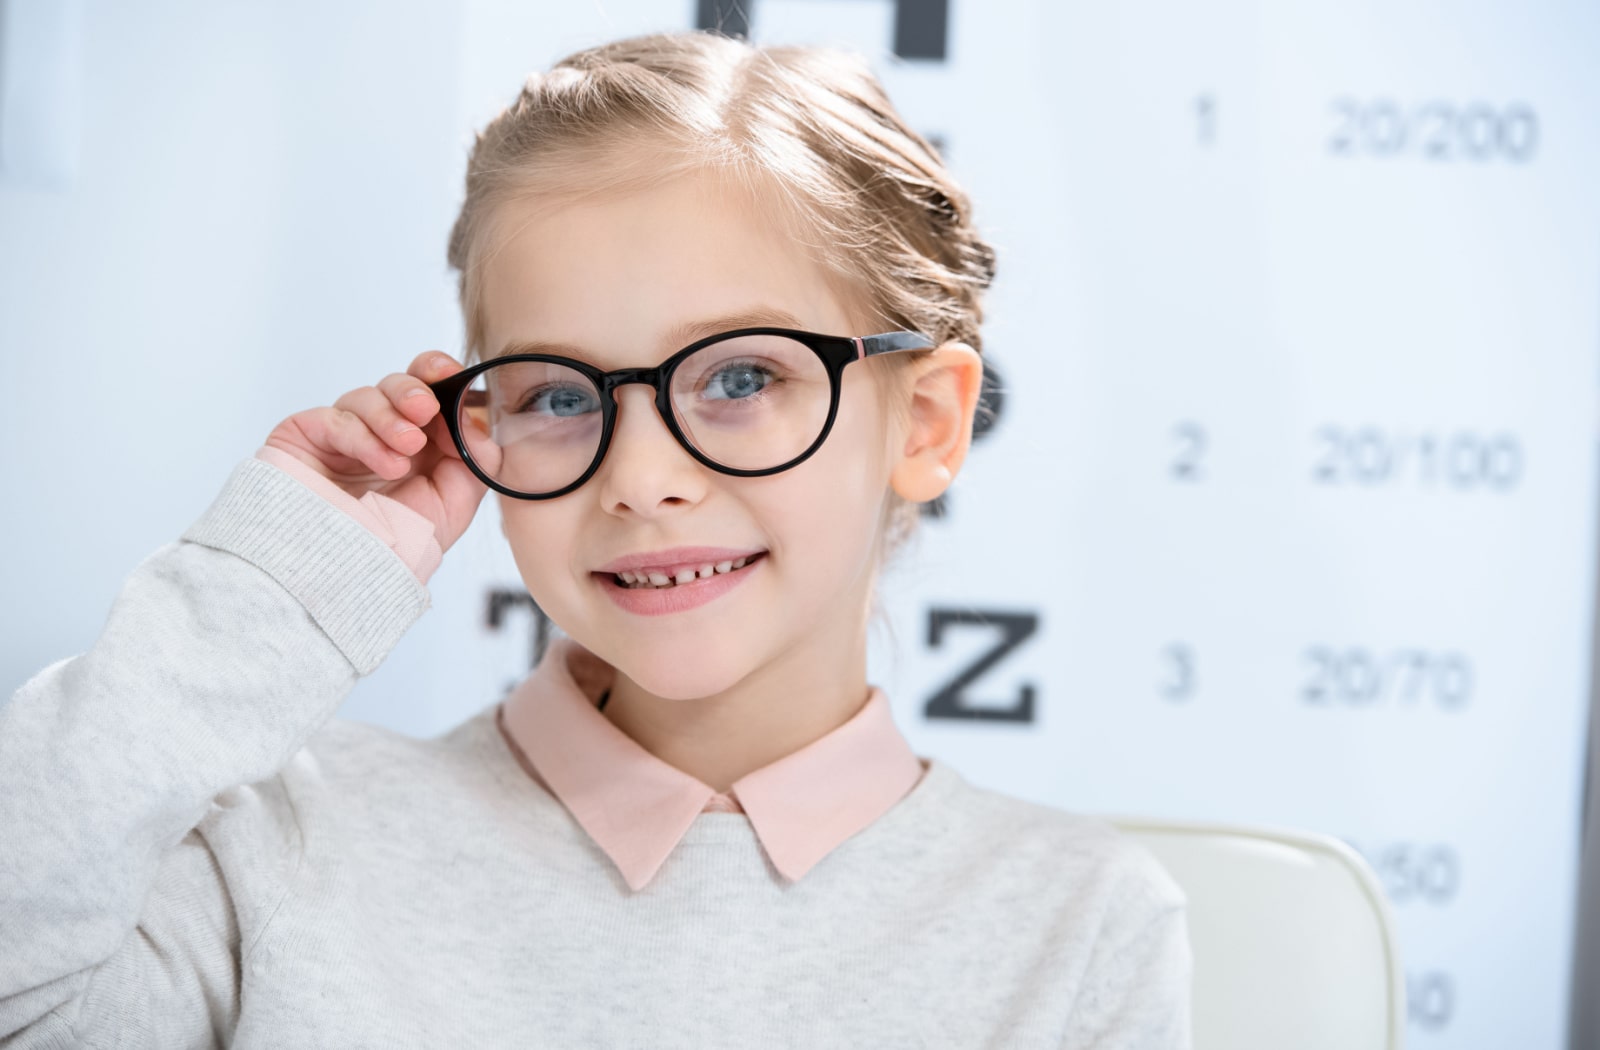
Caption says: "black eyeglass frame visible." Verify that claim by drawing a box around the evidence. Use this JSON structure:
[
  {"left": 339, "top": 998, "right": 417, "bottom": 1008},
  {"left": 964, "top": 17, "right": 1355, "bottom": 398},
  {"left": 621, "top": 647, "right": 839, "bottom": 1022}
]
[{"left": 426, "top": 326, "right": 937, "bottom": 500}]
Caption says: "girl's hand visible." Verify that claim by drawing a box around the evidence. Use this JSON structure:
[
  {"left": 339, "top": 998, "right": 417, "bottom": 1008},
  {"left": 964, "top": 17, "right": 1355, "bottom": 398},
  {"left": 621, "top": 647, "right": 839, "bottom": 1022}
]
[{"left": 262, "top": 352, "right": 488, "bottom": 555}]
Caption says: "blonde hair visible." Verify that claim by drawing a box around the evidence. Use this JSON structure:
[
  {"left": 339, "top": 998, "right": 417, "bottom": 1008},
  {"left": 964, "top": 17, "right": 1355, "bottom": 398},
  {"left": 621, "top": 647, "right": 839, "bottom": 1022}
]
[{"left": 445, "top": 28, "right": 997, "bottom": 552}]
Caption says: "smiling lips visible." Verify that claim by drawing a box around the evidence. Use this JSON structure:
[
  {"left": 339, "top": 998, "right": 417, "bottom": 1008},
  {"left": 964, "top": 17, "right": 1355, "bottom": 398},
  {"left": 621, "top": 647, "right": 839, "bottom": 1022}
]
[
  {"left": 615, "top": 556, "right": 754, "bottom": 588},
  {"left": 594, "top": 546, "right": 767, "bottom": 615},
  {"left": 596, "top": 546, "right": 765, "bottom": 581}
]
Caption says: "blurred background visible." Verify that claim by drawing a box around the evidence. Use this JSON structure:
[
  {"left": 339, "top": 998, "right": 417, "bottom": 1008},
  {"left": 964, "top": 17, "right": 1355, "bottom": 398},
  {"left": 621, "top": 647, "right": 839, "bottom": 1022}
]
[{"left": 3, "top": 1, "right": 1597, "bottom": 1046}]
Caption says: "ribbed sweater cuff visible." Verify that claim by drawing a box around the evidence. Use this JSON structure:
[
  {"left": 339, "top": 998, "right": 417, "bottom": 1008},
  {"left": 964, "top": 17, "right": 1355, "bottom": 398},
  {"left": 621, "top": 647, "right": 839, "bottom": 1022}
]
[{"left": 180, "top": 456, "right": 431, "bottom": 675}]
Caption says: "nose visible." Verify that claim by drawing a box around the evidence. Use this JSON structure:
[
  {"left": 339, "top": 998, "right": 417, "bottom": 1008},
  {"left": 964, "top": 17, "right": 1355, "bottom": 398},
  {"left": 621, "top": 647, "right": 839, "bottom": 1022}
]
[{"left": 594, "top": 383, "right": 708, "bottom": 517}]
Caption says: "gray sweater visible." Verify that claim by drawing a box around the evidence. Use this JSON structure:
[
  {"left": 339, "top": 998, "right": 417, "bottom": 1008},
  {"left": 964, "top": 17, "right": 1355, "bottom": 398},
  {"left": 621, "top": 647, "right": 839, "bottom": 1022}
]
[{"left": 0, "top": 457, "right": 1192, "bottom": 1048}]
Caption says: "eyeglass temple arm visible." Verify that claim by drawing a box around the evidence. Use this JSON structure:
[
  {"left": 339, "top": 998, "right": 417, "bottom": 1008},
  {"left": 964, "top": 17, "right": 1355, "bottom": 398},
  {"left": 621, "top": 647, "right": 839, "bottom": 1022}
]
[{"left": 854, "top": 331, "right": 939, "bottom": 359}]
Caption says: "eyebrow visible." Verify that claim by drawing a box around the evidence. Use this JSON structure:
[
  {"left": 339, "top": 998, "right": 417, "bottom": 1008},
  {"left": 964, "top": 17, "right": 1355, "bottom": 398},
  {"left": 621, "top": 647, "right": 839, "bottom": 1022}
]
[{"left": 491, "top": 306, "right": 809, "bottom": 361}]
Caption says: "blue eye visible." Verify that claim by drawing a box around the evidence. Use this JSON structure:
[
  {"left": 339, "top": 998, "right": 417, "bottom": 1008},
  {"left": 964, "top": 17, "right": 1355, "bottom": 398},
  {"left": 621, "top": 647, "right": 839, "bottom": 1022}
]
[
  {"left": 704, "top": 362, "right": 775, "bottom": 401},
  {"left": 523, "top": 383, "right": 600, "bottom": 417}
]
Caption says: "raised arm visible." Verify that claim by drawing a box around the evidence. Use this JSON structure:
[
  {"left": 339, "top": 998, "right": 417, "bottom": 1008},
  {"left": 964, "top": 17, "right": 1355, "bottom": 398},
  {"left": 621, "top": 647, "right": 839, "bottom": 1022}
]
[{"left": 0, "top": 456, "right": 431, "bottom": 1046}]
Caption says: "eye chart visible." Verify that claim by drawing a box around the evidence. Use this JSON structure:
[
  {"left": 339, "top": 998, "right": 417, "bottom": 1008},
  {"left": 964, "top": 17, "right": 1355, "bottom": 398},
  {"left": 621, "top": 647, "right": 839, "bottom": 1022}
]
[{"left": 853, "top": 3, "right": 1593, "bottom": 1047}]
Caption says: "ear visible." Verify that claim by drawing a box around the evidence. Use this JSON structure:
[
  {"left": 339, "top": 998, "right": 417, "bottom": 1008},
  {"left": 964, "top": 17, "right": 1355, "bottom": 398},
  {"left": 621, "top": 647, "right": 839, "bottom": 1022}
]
[{"left": 889, "top": 341, "right": 985, "bottom": 503}]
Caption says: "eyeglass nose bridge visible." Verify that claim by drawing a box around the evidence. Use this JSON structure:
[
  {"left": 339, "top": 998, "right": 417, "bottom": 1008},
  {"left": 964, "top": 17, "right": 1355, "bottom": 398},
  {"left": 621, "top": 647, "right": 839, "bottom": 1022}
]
[
  {"left": 600, "top": 366, "right": 667, "bottom": 393},
  {"left": 596, "top": 365, "right": 679, "bottom": 426},
  {"left": 593, "top": 364, "right": 690, "bottom": 467}
]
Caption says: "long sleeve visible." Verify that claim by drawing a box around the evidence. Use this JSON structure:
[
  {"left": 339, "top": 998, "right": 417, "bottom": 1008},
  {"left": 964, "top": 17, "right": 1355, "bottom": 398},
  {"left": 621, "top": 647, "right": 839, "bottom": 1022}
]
[
  {"left": 0, "top": 456, "right": 430, "bottom": 1047},
  {"left": 252, "top": 445, "right": 442, "bottom": 586},
  {"left": 1059, "top": 892, "right": 1193, "bottom": 1049}
]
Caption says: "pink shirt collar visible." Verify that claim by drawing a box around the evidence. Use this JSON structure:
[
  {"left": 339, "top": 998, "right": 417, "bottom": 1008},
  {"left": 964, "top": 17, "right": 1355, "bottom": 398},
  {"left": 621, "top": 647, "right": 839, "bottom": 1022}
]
[{"left": 497, "top": 637, "right": 927, "bottom": 892}]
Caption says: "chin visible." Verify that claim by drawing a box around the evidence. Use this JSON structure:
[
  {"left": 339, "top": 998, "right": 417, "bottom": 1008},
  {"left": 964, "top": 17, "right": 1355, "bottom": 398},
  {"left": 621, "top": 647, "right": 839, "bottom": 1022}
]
[
  {"left": 618, "top": 658, "right": 751, "bottom": 702},
  {"left": 587, "top": 635, "right": 756, "bottom": 701}
]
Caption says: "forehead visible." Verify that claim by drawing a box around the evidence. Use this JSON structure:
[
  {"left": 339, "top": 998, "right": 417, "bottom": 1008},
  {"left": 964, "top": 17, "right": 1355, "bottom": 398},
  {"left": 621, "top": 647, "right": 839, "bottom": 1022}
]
[{"left": 479, "top": 170, "right": 857, "bottom": 367}]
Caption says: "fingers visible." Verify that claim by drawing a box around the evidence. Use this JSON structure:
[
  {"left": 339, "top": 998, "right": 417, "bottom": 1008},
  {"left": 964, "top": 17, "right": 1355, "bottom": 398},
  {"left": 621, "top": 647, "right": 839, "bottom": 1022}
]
[
  {"left": 331, "top": 383, "right": 423, "bottom": 464},
  {"left": 304, "top": 402, "right": 415, "bottom": 480},
  {"left": 313, "top": 353, "right": 474, "bottom": 483},
  {"left": 407, "top": 352, "right": 481, "bottom": 466},
  {"left": 376, "top": 372, "right": 438, "bottom": 434},
  {"left": 262, "top": 352, "right": 476, "bottom": 491},
  {"left": 408, "top": 351, "right": 465, "bottom": 433},
  {"left": 408, "top": 350, "right": 462, "bottom": 385}
]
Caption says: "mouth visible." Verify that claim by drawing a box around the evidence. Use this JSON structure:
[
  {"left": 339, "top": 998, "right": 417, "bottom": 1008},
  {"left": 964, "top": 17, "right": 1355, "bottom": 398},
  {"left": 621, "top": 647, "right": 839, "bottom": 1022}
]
[{"left": 605, "top": 552, "right": 767, "bottom": 590}]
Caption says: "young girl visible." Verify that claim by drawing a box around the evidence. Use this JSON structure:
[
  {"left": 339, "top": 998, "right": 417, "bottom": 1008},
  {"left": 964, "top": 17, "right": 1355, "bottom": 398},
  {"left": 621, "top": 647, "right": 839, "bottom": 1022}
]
[{"left": 1, "top": 29, "right": 1190, "bottom": 1048}]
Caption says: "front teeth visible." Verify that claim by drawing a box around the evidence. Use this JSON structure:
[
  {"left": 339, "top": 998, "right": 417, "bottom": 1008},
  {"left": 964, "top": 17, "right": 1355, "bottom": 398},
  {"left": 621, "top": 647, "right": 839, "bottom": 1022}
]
[{"left": 617, "top": 557, "right": 753, "bottom": 589}]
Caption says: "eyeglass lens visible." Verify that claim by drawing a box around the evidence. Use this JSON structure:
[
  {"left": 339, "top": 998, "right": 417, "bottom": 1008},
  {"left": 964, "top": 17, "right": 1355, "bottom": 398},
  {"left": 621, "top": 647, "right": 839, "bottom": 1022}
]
[{"left": 454, "top": 333, "right": 834, "bottom": 496}]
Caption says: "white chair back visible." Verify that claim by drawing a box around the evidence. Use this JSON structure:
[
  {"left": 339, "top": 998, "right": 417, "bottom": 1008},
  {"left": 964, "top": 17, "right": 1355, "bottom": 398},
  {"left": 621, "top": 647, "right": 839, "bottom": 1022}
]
[{"left": 1108, "top": 817, "right": 1406, "bottom": 1050}]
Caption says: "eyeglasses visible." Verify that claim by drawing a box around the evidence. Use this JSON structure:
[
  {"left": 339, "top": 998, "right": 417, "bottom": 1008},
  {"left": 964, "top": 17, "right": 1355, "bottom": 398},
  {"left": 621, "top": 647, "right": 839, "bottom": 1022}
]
[{"left": 426, "top": 326, "right": 937, "bottom": 500}]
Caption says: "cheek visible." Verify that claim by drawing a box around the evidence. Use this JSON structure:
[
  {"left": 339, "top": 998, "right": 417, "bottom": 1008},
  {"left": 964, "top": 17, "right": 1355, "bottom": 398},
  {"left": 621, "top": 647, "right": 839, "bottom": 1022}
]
[
  {"left": 827, "top": 378, "right": 898, "bottom": 495},
  {"left": 757, "top": 388, "right": 894, "bottom": 571},
  {"left": 497, "top": 498, "right": 583, "bottom": 610}
]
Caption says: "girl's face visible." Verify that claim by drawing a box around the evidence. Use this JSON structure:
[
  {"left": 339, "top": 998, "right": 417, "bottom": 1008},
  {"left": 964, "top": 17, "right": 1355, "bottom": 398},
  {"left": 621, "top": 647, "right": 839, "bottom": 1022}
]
[{"left": 480, "top": 170, "right": 905, "bottom": 701}]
